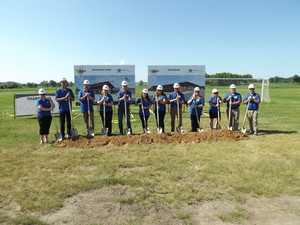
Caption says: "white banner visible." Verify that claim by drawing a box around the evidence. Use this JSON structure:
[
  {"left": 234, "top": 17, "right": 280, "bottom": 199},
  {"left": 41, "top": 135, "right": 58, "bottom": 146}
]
[{"left": 15, "top": 94, "right": 59, "bottom": 117}]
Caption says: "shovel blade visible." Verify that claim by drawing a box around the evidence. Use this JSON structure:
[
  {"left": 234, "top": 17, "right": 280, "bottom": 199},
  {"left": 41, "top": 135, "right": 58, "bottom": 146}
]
[
  {"left": 124, "top": 128, "right": 131, "bottom": 135},
  {"left": 241, "top": 127, "right": 247, "bottom": 134},
  {"left": 90, "top": 129, "right": 95, "bottom": 136},
  {"left": 102, "top": 128, "right": 108, "bottom": 136},
  {"left": 55, "top": 133, "right": 63, "bottom": 141},
  {"left": 216, "top": 126, "right": 222, "bottom": 130},
  {"left": 70, "top": 129, "right": 78, "bottom": 137},
  {"left": 157, "top": 127, "right": 162, "bottom": 133},
  {"left": 176, "top": 127, "right": 183, "bottom": 133},
  {"left": 197, "top": 128, "right": 204, "bottom": 132}
]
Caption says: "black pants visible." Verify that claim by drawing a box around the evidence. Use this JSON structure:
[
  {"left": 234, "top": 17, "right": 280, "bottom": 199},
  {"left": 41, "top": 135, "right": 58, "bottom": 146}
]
[
  {"left": 38, "top": 116, "right": 52, "bottom": 135},
  {"left": 154, "top": 111, "right": 165, "bottom": 132},
  {"left": 59, "top": 111, "right": 71, "bottom": 137},
  {"left": 100, "top": 111, "right": 113, "bottom": 136},
  {"left": 190, "top": 115, "right": 201, "bottom": 132},
  {"left": 139, "top": 114, "right": 149, "bottom": 130}
]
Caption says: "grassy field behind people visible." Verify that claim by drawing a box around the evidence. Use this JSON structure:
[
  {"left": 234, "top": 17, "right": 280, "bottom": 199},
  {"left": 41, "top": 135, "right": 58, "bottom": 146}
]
[{"left": 0, "top": 83, "right": 299, "bottom": 224}]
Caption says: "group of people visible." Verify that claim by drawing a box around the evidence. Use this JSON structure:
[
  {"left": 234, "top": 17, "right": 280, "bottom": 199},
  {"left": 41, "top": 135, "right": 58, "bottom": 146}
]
[{"left": 36, "top": 78, "right": 261, "bottom": 144}]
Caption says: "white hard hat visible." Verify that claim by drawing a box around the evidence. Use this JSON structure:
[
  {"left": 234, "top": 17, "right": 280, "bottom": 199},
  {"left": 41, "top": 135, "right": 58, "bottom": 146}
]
[
  {"left": 248, "top": 84, "right": 255, "bottom": 89},
  {"left": 194, "top": 87, "right": 200, "bottom": 92},
  {"left": 173, "top": 83, "right": 180, "bottom": 88},
  {"left": 121, "top": 80, "right": 128, "bottom": 86},
  {"left": 83, "top": 80, "right": 90, "bottom": 85},
  {"left": 157, "top": 85, "right": 163, "bottom": 91},
  {"left": 102, "top": 85, "right": 109, "bottom": 90},
  {"left": 212, "top": 88, "right": 218, "bottom": 93},
  {"left": 38, "top": 88, "right": 46, "bottom": 94},
  {"left": 142, "top": 88, "right": 148, "bottom": 94},
  {"left": 230, "top": 84, "right": 236, "bottom": 89},
  {"left": 60, "top": 77, "right": 67, "bottom": 82}
]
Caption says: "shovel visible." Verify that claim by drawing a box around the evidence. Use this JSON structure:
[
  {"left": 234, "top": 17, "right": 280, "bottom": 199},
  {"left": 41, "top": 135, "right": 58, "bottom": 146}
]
[
  {"left": 141, "top": 103, "right": 150, "bottom": 133},
  {"left": 176, "top": 94, "right": 183, "bottom": 133},
  {"left": 51, "top": 110, "right": 63, "bottom": 141},
  {"left": 194, "top": 99, "right": 203, "bottom": 132},
  {"left": 241, "top": 100, "right": 250, "bottom": 134},
  {"left": 87, "top": 97, "right": 95, "bottom": 136},
  {"left": 101, "top": 95, "right": 109, "bottom": 136},
  {"left": 226, "top": 98, "right": 233, "bottom": 130},
  {"left": 123, "top": 94, "right": 131, "bottom": 135},
  {"left": 68, "top": 98, "right": 78, "bottom": 137},
  {"left": 156, "top": 98, "right": 162, "bottom": 133},
  {"left": 216, "top": 103, "right": 222, "bottom": 130}
]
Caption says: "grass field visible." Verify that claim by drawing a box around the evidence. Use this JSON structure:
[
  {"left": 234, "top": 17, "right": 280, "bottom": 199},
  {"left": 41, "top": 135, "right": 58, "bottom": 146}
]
[{"left": 0, "top": 84, "right": 299, "bottom": 224}]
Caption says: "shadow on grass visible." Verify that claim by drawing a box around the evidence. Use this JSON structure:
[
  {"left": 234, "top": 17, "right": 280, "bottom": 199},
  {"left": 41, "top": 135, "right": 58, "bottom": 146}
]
[{"left": 259, "top": 129, "right": 297, "bottom": 135}]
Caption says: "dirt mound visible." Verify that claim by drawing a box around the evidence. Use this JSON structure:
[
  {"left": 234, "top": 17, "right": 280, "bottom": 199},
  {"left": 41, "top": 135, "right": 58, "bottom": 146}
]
[{"left": 54, "top": 129, "right": 248, "bottom": 148}]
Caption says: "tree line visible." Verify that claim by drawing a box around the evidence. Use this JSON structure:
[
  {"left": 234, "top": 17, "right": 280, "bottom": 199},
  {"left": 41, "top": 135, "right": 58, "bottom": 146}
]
[
  {"left": 269, "top": 75, "right": 300, "bottom": 84},
  {"left": 0, "top": 80, "right": 74, "bottom": 89}
]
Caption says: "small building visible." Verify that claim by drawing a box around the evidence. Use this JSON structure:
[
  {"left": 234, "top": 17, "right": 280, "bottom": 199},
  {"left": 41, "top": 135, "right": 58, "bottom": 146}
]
[{"left": 90, "top": 81, "right": 118, "bottom": 94}]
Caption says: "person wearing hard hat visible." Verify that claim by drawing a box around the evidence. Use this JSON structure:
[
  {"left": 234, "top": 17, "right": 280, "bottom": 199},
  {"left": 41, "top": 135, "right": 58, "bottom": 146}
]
[
  {"left": 152, "top": 85, "right": 167, "bottom": 133},
  {"left": 244, "top": 84, "right": 261, "bottom": 135},
  {"left": 36, "top": 88, "right": 55, "bottom": 144},
  {"left": 78, "top": 80, "right": 95, "bottom": 136},
  {"left": 208, "top": 89, "right": 223, "bottom": 130},
  {"left": 223, "top": 84, "right": 242, "bottom": 131},
  {"left": 169, "top": 83, "right": 185, "bottom": 132},
  {"left": 55, "top": 78, "right": 75, "bottom": 139},
  {"left": 135, "top": 89, "right": 152, "bottom": 133},
  {"left": 187, "top": 87, "right": 205, "bottom": 132},
  {"left": 117, "top": 80, "right": 132, "bottom": 135},
  {"left": 97, "top": 85, "right": 114, "bottom": 136}
]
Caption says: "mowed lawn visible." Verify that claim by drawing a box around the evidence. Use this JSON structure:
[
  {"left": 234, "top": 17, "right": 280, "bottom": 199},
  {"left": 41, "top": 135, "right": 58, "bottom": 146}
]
[{"left": 0, "top": 84, "right": 299, "bottom": 224}]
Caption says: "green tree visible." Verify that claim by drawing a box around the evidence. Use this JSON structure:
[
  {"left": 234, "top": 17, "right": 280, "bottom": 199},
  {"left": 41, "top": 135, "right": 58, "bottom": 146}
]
[
  {"left": 139, "top": 80, "right": 144, "bottom": 86},
  {"left": 292, "top": 75, "right": 300, "bottom": 84},
  {"left": 49, "top": 80, "right": 57, "bottom": 87},
  {"left": 274, "top": 76, "right": 279, "bottom": 84}
]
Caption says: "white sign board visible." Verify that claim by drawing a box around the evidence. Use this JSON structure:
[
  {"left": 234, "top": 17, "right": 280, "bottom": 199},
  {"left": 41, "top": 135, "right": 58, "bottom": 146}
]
[
  {"left": 74, "top": 65, "right": 135, "bottom": 104},
  {"left": 148, "top": 65, "right": 206, "bottom": 99},
  {"left": 15, "top": 94, "right": 59, "bottom": 117}
]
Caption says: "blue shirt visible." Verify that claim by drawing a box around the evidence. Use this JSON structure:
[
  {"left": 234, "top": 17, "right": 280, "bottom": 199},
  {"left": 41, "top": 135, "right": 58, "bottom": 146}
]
[
  {"left": 117, "top": 90, "right": 131, "bottom": 108},
  {"left": 136, "top": 98, "right": 152, "bottom": 116},
  {"left": 152, "top": 94, "right": 168, "bottom": 112},
  {"left": 224, "top": 92, "right": 242, "bottom": 109},
  {"left": 36, "top": 98, "right": 51, "bottom": 116},
  {"left": 78, "top": 89, "right": 95, "bottom": 113},
  {"left": 98, "top": 94, "right": 114, "bottom": 112},
  {"left": 169, "top": 92, "right": 185, "bottom": 108},
  {"left": 55, "top": 88, "right": 75, "bottom": 112},
  {"left": 208, "top": 96, "right": 222, "bottom": 113},
  {"left": 244, "top": 93, "right": 260, "bottom": 110},
  {"left": 189, "top": 96, "right": 205, "bottom": 116}
]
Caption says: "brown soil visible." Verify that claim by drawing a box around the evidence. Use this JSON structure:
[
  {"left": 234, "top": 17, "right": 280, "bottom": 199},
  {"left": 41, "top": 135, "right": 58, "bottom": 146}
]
[
  {"left": 53, "top": 129, "right": 248, "bottom": 148},
  {"left": 41, "top": 185, "right": 300, "bottom": 225}
]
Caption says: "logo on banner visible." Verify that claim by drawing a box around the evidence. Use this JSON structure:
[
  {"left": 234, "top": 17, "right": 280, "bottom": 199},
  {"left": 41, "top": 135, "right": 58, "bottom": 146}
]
[
  {"left": 76, "top": 69, "right": 86, "bottom": 73},
  {"left": 150, "top": 69, "right": 159, "bottom": 73}
]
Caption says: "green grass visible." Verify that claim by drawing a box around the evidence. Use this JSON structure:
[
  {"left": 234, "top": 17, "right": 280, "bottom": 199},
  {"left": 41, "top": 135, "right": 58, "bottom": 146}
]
[
  {"left": 218, "top": 206, "right": 251, "bottom": 223},
  {"left": 0, "top": 83, "right": 299, "bottom": 224}
]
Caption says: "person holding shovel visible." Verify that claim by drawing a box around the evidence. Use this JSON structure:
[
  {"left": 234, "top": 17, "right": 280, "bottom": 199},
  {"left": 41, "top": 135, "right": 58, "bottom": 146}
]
[
  {"left": 223, "top": 84, "right": 242, "bottom": 131},
  {"left": 117, "top": 81, "right": 132, "bottom": 135},
  {"left": 243, "top": 84, "right": 261, "bottom": 135},
  {"left": 136, "top": 89, "right": 152, "bottom": 133},
  {"left": 187, "top": 87, "right": 205, "bottom": 132},
  {"left": 97, "top": 85, "right": 114, "bottom": 136},
  {"left": 78, "top": 80, "right": 95, "bottom": 136},
  {"left": 55, "top": 78, "right": 75, "bottom": 139},
  {"left": 36, "top": 88, "right": 55, "bottom": 144},
  {"left": 169, "top": 83, "right": 185, "bottom": 132},
  {"left": 208, "top": 89, "right": 223, "bottom": 130},
  {"left": 152, "top": 85, "right": 167, "bottom": 133}
]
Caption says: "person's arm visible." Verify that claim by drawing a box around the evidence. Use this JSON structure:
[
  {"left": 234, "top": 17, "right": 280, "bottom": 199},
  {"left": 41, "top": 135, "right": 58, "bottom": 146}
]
[
  {"left": 106, "top": 96, "right": 114, "bottom": 107},
  {"left": 87, "top": 92, "right": 95, "bottom": 102},
  {"left": 218, "top": 97, "right": 223, "bottom": 104},
  {"left": 169, "top": 94, "right": 177, "bottom": 103},
  {"left": 118, "top": 92, "right": 125, "bottom": 102},
  {"left": 160, "top": 96, "right": 167, "bottom": 104},
  {"left": 56, "top": 91, "right": 68, "bottom": 102},
  {"left": 37, "top": 104, "right": 52, "bottom": 111},
  {"left": 125, "top": 92, "right": 131, "bottom": 102},
  {"left": 187, "top": 97, "right": 194, "bottom": 105},
  {"left": 179, "top": 94, "right": 185, "bottom": 104}
]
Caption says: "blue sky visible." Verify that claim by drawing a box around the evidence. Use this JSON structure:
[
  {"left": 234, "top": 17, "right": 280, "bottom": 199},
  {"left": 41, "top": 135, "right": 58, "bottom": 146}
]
[{"left": 0, "top": 0, "right": 299, "bottom": 83}]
